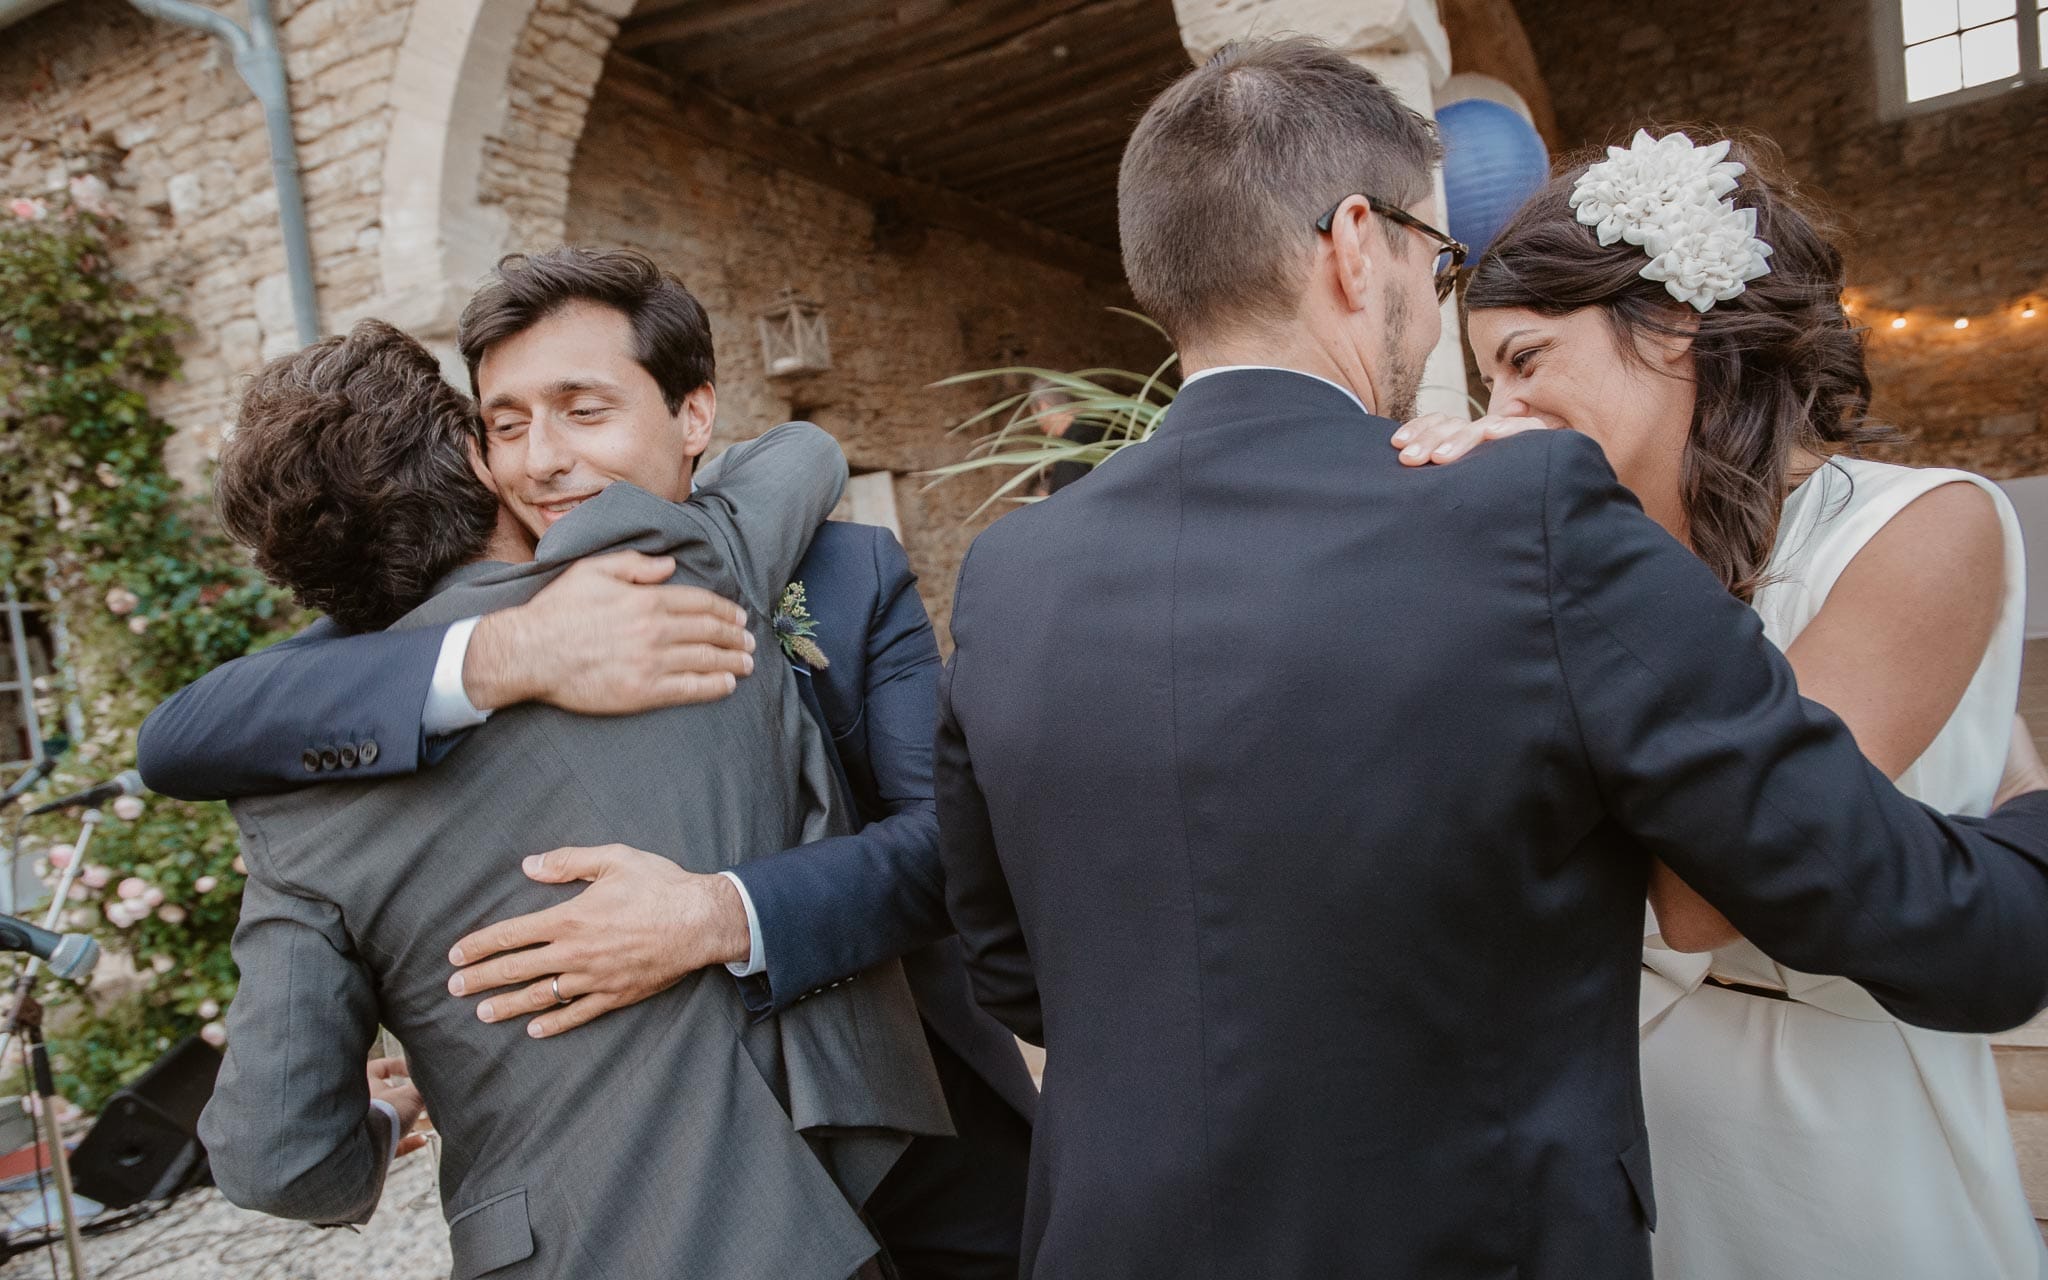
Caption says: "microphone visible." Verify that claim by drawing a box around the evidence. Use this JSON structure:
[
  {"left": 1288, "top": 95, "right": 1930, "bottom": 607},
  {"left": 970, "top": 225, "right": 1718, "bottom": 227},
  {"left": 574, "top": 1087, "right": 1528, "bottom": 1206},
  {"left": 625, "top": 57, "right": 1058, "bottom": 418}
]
[
  {"left": 25, "top": 770, "right": 146, "bottom": 817},
  {"left": 0, "top": 914, "right": 99, "bottom": 981},
  {"left": 0, "top": 756, "right": 61, "bottom": 808}
]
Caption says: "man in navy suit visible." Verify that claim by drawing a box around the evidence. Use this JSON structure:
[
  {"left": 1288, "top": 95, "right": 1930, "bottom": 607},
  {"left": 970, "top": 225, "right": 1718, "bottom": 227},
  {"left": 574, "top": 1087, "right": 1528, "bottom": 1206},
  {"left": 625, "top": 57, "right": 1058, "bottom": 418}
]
[
  {"left": 139, "top": 248, "right": 1032, "bottom": 1278},
  {"left": 936, "top": 38, "right": 2048, "bottom": 1280}
]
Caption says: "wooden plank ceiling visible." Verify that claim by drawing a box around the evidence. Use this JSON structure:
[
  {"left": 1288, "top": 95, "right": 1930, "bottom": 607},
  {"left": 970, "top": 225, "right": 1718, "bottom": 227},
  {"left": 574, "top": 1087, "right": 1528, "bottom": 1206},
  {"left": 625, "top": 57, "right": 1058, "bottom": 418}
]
[{"left": 618, "top": 0, "right": 1189, "bottom": 255}]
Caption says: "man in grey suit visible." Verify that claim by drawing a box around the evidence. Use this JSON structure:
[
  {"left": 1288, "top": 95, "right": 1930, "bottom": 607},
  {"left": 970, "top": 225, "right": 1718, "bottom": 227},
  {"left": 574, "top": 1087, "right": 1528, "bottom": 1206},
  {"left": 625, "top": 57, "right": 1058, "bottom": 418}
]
[{"left": 195, "top": 316, "right": 949, "bottom": 1279}]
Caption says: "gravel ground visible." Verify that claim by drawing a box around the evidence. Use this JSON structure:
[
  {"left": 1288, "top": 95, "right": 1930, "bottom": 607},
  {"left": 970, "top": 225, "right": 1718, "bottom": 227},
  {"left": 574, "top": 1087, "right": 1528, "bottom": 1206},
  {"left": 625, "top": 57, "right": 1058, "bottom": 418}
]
[{"left": 0, "top": 1145, "right": 451, "bottom": 1280}]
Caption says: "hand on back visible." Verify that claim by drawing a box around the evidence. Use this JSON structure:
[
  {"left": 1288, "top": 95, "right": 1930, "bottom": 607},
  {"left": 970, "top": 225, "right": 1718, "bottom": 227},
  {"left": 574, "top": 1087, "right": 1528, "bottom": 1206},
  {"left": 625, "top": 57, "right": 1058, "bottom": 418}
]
[
  {"left": 466, "top": 550, "right": 757, "bottom": 715},
  {"left": 443, "top": 844, "right": 753, "bottom": 1039}
]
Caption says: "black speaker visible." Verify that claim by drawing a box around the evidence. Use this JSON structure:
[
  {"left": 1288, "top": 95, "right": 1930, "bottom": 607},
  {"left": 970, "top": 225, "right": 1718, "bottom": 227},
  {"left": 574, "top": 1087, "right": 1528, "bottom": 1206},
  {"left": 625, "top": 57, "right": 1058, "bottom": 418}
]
[{"left": 70, "top": 1035, "right": 221, "bottom": 1209}]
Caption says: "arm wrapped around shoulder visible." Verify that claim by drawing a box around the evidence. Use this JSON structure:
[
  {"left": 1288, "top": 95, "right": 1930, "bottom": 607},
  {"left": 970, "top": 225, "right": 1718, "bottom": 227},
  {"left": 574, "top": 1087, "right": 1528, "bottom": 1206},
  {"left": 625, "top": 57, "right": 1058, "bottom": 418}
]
[{"left": 1541, "top": 429, "right": 2048, "bottom": 1033}]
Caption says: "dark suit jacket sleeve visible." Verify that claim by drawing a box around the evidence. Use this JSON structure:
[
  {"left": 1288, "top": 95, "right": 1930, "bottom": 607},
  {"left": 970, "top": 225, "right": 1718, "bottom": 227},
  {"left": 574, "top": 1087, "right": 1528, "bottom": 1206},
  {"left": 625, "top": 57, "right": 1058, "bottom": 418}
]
[
  {"left": 727, "top": 529, "right": 948, "bottom": 1015},
  {"left": 692, "top": 423, "right": 848, "bottom": 616},
  {"left": 196, "top": 869, "right": 393, "bottom": 1226},
  {"left": 136, "top": 617, "right": 450, "bottom": 802},
  {"left": 935, "top": 550, "right": 1044, "bottom": 1045},
  {"left": 1542, "top": 429, "right": 2048, "bottom": 1033}
]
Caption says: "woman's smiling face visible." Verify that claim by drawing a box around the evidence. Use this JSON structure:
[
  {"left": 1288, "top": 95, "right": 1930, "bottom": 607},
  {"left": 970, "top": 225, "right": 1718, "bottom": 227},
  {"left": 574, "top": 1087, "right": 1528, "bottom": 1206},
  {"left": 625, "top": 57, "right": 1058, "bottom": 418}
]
[{"left": 1468, "top": 304, "right": 1698, "bottom": 530}]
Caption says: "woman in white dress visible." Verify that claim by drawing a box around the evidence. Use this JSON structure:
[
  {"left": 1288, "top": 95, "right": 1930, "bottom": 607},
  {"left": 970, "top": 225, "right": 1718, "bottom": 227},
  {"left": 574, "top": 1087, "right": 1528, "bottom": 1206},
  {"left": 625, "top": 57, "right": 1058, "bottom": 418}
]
[{"left": 1398, "top": 130, "right": 2048, "bottom": 1277}]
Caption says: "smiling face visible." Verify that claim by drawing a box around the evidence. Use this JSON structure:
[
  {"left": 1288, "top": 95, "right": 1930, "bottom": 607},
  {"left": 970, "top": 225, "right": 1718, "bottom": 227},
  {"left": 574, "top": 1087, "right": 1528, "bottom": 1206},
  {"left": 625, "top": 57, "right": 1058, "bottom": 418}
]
[
  {"left": 475, "top": 300, "right": 715, "bottom": 539},
  {"left": 1467, "top": 304, "right": 1698, "bottom": 534}
]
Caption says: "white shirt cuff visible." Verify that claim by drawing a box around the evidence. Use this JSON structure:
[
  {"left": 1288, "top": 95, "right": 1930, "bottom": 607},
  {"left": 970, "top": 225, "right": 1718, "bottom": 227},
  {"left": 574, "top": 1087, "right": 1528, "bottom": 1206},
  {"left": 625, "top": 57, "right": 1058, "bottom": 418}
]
[
  {"left": 422, "top": 616, "right": 492, "bottom": 738},
  {"left": 720, "top": 871, "right": 766, "bottom": 977},
  {"left": 368, "top": 1097, "right": 402, "bottom": 1165}
]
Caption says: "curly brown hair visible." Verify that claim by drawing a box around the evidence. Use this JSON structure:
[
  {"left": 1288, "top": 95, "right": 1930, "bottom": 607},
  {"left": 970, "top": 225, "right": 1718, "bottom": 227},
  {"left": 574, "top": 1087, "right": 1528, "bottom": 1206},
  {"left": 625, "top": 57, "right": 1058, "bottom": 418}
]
[
  {"left": 1465, "top": 129, "right": 1895, "bottom": 602},
  {"left": 216, "top": 319, "right": 498, "bottom": 631}
]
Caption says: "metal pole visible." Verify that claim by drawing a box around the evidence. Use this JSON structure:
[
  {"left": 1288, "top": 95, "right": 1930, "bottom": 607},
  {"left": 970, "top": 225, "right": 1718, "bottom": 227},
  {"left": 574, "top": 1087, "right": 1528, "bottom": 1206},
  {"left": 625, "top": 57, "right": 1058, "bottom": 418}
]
[{"left": 127, "top": 0, "right": 320, "bottom": 346}]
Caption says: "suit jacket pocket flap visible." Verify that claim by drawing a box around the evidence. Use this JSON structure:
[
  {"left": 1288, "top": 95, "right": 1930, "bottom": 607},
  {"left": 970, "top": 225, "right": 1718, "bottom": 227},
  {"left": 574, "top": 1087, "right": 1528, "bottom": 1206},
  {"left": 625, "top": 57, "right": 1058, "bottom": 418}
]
[
  {"left": 1618, "top": 1132, "right": 1656, "bottom": 1230},
  {"left": 449, "top": 1187, "right": 534, "bottom": 1278}
]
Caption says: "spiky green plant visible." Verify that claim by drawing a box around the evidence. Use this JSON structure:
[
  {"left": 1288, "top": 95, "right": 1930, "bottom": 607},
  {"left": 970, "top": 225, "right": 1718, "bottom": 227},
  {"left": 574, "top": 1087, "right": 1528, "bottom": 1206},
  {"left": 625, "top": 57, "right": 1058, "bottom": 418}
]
[{"left": 925, "top": 309, "right": 1177, "bottom": 516}]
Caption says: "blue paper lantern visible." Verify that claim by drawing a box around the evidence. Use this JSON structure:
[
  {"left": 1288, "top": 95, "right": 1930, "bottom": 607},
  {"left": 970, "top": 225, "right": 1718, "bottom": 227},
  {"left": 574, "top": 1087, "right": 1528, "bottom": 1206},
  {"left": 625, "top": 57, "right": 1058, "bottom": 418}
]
[{"left": 1435, "top": 99, "right": 1550, "bottom": 261}]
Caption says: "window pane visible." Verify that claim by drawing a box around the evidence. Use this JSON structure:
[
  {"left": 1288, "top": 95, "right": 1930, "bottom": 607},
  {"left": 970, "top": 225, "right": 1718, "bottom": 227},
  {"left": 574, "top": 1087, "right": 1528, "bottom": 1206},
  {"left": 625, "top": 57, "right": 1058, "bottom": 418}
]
[
  {"left": 1960, "top": 19, "right": 2020, "bottom": 83},
  {"left": 1906, "top": 34, "right": 1965, "bottom": 97},
  {"left": 1958, "top": 0, "right": 2015, "bottom": 27},
  {"left": 1902, "top": 0, "right": 1958, "bottom": 43},
  {"left": 2041, "top": 10, "right": 2047, "bottom": 69}
]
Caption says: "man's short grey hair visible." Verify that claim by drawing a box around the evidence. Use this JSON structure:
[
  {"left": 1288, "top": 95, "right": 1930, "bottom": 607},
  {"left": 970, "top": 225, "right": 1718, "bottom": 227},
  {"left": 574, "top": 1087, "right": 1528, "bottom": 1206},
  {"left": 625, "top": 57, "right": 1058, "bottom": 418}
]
[{"left": 1117, "top": 36, "right": 1443, "bottom": 349}]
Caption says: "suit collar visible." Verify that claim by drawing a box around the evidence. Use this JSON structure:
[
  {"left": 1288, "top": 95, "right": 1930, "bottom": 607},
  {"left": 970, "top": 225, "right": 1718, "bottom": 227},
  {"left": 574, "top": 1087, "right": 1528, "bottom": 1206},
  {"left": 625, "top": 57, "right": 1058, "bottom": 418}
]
[
  {"left": 1181, "top": 365, "right": 1370, "bottom": 416},
  {"left": 1161, "top": 366, "right": 1393, "bottom": 438}
]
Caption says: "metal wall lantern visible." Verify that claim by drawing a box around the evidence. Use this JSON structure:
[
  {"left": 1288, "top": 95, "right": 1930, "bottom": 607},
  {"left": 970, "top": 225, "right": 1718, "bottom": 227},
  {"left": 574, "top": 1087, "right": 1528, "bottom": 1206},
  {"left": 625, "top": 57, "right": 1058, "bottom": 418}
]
[{"left": 758, "top": 288, "right": 832, "bottom": 379}]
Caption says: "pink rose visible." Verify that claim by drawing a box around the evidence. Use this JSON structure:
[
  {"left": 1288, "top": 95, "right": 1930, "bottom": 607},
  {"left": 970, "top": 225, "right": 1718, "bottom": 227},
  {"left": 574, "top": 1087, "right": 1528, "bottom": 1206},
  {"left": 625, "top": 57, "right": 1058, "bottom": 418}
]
[
  {"left": 141, "top": 886, "right": 165, "bottom": 909},
  {"left": 47, "top": 846, "right": 73, "bottom": 869},
  {"left": 232, "top": 855, "right": 247, "bottom": 875},
  {"left": 193, "top": 875, "right": 218, "bottom": 894},
  {"left": 200, "top": 1022, "right": 226, "bottom": 1048},
  {"left": 117, "top": 877, "right": 146, "bottom": 900},
  {"left": 67, "top": 883, "right": 89, "bottom": 902},
  {"left": 104, "top": 588, "right": 139, "bottom": 616},
  {"left": 156, "top": 904, "right": 186, "bottom": 924},
  {"left": 127, "top": 615, "right": 151, "bottom": 635},
  {"left": 112, "top": 795, "right": 144, "bottom": 821},
  {"left": 150, "top": 954, "right": 175, "bottom": 974},
  {"left": 81, "top": 864, "right": 110, "bottom": 889},
  {"left": 197, "top": 998, "right": 220, "bottom": 1019},
  {"left": 8, "top": 197, "right": 46, "bottom": 221}
]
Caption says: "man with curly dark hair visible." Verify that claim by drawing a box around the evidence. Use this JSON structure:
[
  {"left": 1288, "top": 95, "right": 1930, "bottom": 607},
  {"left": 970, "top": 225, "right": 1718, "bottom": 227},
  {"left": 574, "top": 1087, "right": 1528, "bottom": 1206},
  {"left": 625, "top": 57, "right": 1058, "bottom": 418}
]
[{"left": 214, "top": 319, "right": 508, "bottom": 630}]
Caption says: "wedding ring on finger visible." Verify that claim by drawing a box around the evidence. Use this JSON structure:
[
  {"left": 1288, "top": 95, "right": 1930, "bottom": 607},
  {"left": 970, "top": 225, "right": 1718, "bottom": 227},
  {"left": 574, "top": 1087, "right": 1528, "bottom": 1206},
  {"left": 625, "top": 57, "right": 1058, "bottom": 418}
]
[{"left": 550, "top": 975, "right": 571, "bottom": 1006}]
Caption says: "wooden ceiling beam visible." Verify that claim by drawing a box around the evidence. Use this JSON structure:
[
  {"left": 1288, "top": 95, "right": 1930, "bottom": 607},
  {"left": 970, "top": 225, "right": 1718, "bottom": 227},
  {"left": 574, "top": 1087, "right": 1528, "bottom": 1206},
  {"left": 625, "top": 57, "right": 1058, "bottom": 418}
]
[
  {"left": 617, "top": 0, "right": 834, "bottom": 50},
  {"left": 868, "top": 45, "right": 1171, "bottom": 167},
  {"left": 598, "top": 53, "right": 1126, "bottom": 278},
  {"left": 739, "top": 0, "right": 1104, "bottom": 117}
]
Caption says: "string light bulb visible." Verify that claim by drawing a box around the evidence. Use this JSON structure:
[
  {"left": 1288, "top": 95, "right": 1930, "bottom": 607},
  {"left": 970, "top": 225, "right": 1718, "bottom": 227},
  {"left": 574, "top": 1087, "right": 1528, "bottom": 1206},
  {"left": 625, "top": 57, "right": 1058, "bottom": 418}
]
[
  {"left": 1891, "top": 316, "right": 1908, "bottom": 330},
  {"left": 2025, "top": 302, "right": 2039, "bottom": 319},
  {"left": 1954, "top": 317, "right": 1970, "bottom": 330}
]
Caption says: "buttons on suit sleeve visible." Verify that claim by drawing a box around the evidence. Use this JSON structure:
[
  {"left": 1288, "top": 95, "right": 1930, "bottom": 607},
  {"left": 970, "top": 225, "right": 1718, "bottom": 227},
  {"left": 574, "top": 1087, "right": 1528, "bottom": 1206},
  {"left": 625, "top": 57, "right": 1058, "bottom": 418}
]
[
  {"left": 303, "top": 740, "right": 381, "bottom": 772},
  {"left": 795, "top": 975, "right": 857, "bottom": 1004}
]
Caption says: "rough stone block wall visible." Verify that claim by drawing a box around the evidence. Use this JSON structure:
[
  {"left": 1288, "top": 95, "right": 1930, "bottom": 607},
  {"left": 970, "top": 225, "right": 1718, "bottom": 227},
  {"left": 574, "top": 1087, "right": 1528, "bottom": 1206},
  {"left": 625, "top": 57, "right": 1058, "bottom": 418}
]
[
  {"left": 1, "top": 0, "right": 415, "bottom": 480},
  {"left": 480, "top": 0, "right": 625, "bottom": 252},
  {"left": 1514, "top": 0, "right": 2047, "bottom": 477},
  {"left": 565, "top": 77, "right": 1163, "bottom": 639}
]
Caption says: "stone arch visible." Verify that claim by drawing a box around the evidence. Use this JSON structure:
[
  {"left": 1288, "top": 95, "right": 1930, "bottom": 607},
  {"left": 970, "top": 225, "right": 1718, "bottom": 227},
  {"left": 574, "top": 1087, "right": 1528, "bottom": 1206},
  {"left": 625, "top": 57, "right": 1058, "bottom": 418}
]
[{"left": 368, "top": 0, "right": 631, "bottom": 348}]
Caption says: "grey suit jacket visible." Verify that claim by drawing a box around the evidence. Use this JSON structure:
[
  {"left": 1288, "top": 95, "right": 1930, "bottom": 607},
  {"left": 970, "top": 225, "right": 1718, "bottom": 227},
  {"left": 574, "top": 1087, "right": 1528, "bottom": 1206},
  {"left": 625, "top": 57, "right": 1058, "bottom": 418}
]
[{"left": 198, "top": 424, "right": 951, "bottom": 1280}]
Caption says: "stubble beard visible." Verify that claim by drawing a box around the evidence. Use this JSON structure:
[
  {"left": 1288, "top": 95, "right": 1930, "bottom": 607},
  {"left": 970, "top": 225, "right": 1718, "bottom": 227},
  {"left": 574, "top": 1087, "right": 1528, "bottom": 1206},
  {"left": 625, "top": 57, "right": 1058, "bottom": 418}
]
[{"left": 1379, "top": 284, "right": 1425, "bottom": 422}]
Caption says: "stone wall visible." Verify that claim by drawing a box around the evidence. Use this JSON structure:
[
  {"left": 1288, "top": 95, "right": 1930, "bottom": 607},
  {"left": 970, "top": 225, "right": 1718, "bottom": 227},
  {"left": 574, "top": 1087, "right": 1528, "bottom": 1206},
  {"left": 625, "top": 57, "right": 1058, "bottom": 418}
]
[
  {"left": 1514, "top": 0, "right": 2048, "bottom": 477},
  {"left": 565, "top": 72, "right": 1162, "bottom": 637},
  {"left": 1, "top": 0, "right": 411, "bottom": 480}
]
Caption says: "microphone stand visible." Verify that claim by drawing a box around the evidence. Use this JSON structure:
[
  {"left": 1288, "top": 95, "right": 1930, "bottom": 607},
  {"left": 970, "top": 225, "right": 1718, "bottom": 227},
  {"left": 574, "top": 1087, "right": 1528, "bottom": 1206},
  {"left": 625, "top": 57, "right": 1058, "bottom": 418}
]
[{"left": 0, "top": 807, "right": 100, "bottom": 1280}]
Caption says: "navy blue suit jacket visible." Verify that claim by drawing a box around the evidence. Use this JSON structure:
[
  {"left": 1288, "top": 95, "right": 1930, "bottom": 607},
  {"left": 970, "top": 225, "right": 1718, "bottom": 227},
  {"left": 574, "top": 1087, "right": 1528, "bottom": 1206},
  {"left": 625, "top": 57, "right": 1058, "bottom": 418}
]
[
  {"left": 937, "top": 368, "right": 2048, "bottom": 1279},
  {"left": 140, "top": 520, "right": 1036, "bottom": 1122}
]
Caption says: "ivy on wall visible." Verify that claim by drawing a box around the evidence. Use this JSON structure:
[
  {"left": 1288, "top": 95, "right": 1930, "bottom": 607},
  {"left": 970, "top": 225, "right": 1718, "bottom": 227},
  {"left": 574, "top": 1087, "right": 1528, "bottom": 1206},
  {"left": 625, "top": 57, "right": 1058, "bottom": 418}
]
[{"left": 2, "top": 184, "right": 298, "bottom": 1109}]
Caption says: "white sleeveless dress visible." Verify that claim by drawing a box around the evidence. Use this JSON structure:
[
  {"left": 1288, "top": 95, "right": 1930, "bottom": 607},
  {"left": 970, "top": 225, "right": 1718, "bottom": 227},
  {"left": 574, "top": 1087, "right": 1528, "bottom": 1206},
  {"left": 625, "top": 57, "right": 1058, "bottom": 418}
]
[{"left": 1639, "top": 456, "right": 2046, "bottom": 1279}]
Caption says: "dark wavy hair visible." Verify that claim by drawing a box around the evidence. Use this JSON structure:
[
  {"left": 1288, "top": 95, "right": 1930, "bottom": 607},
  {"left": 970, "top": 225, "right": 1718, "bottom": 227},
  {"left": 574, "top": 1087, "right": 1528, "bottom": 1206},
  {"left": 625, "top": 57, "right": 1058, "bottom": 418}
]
[
  {"left": 1464, "top": 130, "right": 1894, "bottom": 601},
  {"left": 217, "top": 319, "right": 497, "bottom": 631},
  {"left": 457, "top": 247, "right": 715, "bottom": 420}
]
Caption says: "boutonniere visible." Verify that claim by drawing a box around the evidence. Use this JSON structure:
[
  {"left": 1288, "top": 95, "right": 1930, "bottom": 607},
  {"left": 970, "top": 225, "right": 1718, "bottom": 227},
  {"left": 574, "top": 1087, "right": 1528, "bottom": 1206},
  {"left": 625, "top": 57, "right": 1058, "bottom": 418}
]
[{"left": 773, "top": 581, "right": 830, "bottom": 669}]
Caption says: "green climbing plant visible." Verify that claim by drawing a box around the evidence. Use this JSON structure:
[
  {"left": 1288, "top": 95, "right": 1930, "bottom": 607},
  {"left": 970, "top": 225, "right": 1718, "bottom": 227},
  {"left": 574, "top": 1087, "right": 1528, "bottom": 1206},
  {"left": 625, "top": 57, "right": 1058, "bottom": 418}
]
[{"left": 2, "top": 183, "right": 299, "bottom": 1110}]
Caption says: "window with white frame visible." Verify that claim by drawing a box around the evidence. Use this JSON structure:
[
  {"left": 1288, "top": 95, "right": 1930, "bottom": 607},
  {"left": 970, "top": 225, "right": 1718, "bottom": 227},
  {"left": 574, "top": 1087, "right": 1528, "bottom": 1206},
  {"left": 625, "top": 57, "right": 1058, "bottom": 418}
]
[{"left": 1878, "top": 0, "right": 2046, "bottom": 114}]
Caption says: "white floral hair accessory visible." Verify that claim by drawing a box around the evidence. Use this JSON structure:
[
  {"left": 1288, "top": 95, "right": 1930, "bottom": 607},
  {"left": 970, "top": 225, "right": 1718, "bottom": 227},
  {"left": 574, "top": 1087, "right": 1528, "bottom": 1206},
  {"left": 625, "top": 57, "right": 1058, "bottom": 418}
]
[{"left": 1568, "top": 129, "right": 1774, "bottom": 313}]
